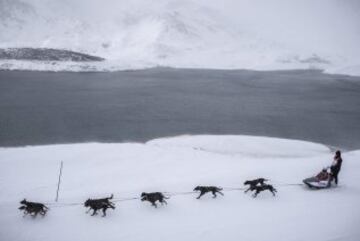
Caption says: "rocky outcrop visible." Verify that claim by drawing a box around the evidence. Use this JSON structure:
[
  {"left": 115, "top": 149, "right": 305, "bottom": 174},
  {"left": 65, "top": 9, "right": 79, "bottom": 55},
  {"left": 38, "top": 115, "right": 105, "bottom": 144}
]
[{"left": 0, "top": 48, "right": 104, "bottom": 62}]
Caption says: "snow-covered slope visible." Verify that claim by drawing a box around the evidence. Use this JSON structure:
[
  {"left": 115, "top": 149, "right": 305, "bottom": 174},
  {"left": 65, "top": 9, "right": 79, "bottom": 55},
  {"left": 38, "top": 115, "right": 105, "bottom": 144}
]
[
  {"left": 0, "top": 135, "right": 359, "bottom": 241},
  {"left": 0, "top": 0, "right": 360, "bottom": 74}
]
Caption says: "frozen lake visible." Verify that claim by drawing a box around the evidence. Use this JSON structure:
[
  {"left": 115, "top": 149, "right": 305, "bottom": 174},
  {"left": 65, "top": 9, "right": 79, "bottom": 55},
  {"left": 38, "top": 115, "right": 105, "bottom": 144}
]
[{"left": 0, "top": 68, "right": 359, "bottom": 149}]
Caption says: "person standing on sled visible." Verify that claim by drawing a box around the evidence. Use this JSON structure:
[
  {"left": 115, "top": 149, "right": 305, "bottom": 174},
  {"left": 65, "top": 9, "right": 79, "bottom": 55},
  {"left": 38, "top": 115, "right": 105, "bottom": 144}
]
[{"left": 329, "top": 150, "right": 343, "bottom": 185}]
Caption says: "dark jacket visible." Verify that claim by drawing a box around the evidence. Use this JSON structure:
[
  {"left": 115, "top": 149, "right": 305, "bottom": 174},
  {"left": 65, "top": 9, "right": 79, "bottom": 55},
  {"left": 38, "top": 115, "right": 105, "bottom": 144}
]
[{"left": 331, "top": 157, "right": 342, "bottom": 173}]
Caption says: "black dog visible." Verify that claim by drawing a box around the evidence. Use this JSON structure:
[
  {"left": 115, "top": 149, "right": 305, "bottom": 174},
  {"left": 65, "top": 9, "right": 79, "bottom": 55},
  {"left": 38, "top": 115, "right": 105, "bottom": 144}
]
[
  {"left": 251, "top": 184, "right": 277, "bottom": 197},
  {"left": 244, "top": 178, "right": 268, "bottom": 193},
  {"left": 84, "top": 194, "right": 115, "bottom": 217},
  {"left": 193, "top": 186, "right": 224, "bottom": 199},
  {"left": 141, "top": 192, "right": 169, "bottom": 208},
  {"left": 19, "top": 199, "right": 48, "bottom": 217}
]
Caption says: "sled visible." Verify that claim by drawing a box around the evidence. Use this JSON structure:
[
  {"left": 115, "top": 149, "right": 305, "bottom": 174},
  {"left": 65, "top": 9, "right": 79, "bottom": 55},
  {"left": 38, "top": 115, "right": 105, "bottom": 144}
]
[
  {"left": 303, "top": 169, "right": 332, "bottom": 189},
  {"left": 303, "top": 177, "right": 331, "bottom": 189}
]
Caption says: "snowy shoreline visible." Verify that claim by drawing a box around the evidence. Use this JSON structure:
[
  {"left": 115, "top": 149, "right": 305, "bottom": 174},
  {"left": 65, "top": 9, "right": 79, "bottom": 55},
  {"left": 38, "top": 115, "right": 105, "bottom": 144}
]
[{"left": 1, "top": 59, "right": 360, "bottom": 77}]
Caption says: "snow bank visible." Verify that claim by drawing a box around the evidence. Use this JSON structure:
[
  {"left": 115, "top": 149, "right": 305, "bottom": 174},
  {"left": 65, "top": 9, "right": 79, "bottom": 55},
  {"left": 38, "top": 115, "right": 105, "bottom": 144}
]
[
  {"left": 148, "top": 135, "right": 330, "bottom": 158},
  {"left": 0, "top": 135, "right": 359, "bottom": 241},
  {"left": 0, "top": 0, "right": 359, "bottom": 75}
]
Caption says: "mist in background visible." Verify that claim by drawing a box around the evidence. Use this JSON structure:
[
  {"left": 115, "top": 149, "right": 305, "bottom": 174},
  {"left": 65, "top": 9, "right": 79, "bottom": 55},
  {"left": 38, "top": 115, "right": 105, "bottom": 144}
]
[{"left": 1, "top": 0, "right": 359, "bottom": 73}]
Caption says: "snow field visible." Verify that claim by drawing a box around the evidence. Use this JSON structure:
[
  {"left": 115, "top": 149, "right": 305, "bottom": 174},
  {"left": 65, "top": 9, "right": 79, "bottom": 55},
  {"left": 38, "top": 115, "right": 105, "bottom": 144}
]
[{"left": 0, "top": 135, "right": 359, "bottom": 241}]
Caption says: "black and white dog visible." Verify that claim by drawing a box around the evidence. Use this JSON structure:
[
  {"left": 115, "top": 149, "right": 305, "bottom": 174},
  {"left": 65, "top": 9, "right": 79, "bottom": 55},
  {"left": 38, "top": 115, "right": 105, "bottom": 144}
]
[
  {"left": 244, "top": 178, "right": 268, "bottom": 193},
  {"left": 251, "top": 184, "right": 277, "bottom": 197},
  {"left": 141, "top": 192, "right": 169, "bottom": 208},
  {"left": 193, "top": 186, "right": 224, "bottom": 199},
  {"left": 84, "top": 194, "right": 115, "bottom": 216},
  {"left": 244, "top": 178, "right": 277, "bottom": 197},
  {"left": 19, "top": 199, "right": 48, "bottom": 217}
]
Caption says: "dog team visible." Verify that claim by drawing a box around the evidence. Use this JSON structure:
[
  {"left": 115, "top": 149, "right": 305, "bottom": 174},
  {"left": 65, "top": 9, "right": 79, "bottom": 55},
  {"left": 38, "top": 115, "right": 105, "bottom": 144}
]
[{"left": 18, "top": 178, "right": 275, "bottom": 218}]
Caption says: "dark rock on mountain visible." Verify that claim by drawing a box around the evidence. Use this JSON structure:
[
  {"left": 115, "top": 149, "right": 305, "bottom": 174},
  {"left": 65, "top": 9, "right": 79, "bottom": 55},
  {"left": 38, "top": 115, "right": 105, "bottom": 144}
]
[{"left": 0, "top": 48, "right": 104, "bottom": 62}]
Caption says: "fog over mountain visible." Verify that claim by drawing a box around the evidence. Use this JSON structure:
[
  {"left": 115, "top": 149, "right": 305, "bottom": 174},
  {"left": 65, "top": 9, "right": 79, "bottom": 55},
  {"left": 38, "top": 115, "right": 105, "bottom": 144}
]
[{"left": 0, "top": 0, "right": 359, "bottom": 74}]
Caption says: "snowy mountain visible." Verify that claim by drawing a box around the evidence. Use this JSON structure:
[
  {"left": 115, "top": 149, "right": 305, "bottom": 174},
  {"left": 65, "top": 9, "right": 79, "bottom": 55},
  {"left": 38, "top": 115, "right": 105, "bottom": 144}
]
[{"left": 0, "top": 0, "right": 359, "bottom": 74}]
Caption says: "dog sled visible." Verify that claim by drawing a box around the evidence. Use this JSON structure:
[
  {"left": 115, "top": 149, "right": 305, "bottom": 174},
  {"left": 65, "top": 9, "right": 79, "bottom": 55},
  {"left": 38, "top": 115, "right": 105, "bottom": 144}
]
[{"left": 303, "top": 169, "right": 332, "bottom": 189}]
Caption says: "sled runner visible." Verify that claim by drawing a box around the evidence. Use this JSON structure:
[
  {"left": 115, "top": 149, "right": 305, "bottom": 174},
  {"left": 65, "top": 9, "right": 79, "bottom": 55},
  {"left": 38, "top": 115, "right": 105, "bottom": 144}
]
[{"left": 303, "top": 169, "right": 332, "bottom": 189}]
